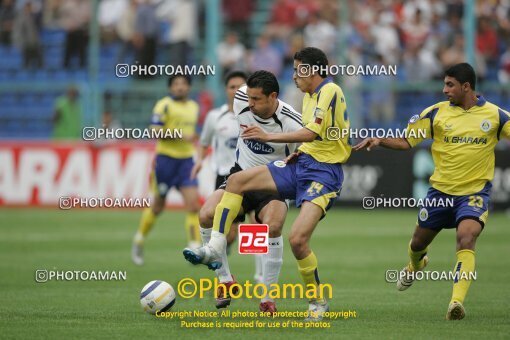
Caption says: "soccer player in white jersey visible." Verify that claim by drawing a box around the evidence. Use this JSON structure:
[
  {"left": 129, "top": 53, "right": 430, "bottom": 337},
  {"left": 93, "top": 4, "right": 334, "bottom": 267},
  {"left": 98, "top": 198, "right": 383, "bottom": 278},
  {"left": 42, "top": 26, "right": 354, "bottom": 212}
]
[
  {"left": 184, "top": 70, "right": 303, "bottom": 314},
  {"left": 191, "top": 71, "right": 265, "bottom": 283},
  {"left": 192, "top": 71, "right": 248, "bottom": 191}
]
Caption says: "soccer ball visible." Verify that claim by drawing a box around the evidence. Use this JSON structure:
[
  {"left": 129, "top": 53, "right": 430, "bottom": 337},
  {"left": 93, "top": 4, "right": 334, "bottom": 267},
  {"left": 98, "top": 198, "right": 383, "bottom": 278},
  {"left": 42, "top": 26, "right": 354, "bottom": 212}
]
[{"left": 139, "top": 280, "right": 176, "bottom": 314}]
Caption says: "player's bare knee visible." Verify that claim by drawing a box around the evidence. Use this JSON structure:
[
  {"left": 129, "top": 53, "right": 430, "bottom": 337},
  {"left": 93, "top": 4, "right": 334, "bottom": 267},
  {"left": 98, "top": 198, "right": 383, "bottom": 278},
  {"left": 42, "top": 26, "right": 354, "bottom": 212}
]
[
  {"left": 268, "top": 224, "right": 283, "bottom": 238},
  {"left": 188, "top": 202, "right": 201, "bottom": 214},
  {"left": 410, "top": 235, "right": 426, "bottom": 252},
  {"left": 456, "top": 220, "right": 481, "bottom": 250},
  {"left": 289, "top": 231, "right": 308, "bottom": 253},
  {"left": 198, "top": 205, "right": 214, "bottom": 228},
  {"left": 262, "top": 218, "right": 283, "bottom": 238},
  {"left": 456, "top": 233, "right": 477, "bottom": 251},
  {"left": 410, "top": 228, "right": 430, "bottom": 251},
  {"left": 268, "top": 230, "right": 282, "bottom": 238},
  {"left": 225, "top": 173, "right": 245, "bottom": 193},
  {"left": 183, "top": 196, "right": 201, "bottom": 213},
  {"left": 152, "top": 200, "right": 164, "bottom": 215},
  {"left": 152, "top": 207, "right": 163, "bottom": 216}
]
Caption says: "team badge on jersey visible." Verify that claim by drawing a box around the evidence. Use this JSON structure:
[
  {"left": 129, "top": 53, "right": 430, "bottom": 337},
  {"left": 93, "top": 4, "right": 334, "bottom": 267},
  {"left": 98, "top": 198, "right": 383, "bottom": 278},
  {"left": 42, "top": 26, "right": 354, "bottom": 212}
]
[
  {"left": 419, "top": 208, "right": 429, "bottom": 221},
  {"left": 480, "top": 119, "right": 491, "bottom": 132},
  {"left": 273, "top": 160, "right": 286, "bottom": 168},
  {"left": 314, "top": 107, "right": 324, "bottom": 124},
  {"left": 409, "top": 114, "right": 420, "bottom": 124},
  {"left": 151, "top": 114, "right": 163, "bottom": 125}
]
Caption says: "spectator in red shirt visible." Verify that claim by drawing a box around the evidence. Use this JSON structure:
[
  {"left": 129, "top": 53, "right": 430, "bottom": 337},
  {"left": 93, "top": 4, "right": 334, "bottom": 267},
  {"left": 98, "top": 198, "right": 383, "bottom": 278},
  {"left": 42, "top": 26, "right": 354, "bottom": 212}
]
[
  {"left": 401, "top": 9, "right": 429, "bottom": 48},
  {"left": 266, "top": 0, "right": 298, "bottom": 39},
  {"left": 222, "top": 0, "right": 254, "bottom": 46},
  {"left": 266, "top": 0, "right": 318, "bottom": 39},
  {"left": 476, "top": 16, "right": 499, "bottom": 66},
  {"left": 270, "top": 0, "right": 297, "bottom": 26}
]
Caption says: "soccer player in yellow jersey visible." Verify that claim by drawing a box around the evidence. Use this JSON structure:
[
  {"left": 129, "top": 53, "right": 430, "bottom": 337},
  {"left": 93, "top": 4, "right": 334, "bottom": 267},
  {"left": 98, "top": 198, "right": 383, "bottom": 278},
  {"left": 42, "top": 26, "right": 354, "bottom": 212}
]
[
  {"left": 184, "top": 47, "right": 351, "bottom": 321},
  {"left": 354, "top": 63, "right": 510, "bottom": 320},
  {"left": 132, "top": 75, "right": 202, "bottom": 265}
]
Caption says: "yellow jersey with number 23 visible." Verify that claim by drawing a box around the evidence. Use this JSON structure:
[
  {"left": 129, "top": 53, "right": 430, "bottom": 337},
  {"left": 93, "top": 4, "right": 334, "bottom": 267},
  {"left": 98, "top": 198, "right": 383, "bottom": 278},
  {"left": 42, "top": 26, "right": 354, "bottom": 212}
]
[{"left": 405, "top": 95, "right": 510, "bottom": 195}]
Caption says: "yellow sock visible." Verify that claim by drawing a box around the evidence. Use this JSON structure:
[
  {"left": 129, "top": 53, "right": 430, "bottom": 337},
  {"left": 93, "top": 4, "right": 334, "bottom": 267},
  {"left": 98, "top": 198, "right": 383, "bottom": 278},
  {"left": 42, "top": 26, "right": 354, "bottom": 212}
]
[
  {"left": 185, "top": 212, "right": 201, "bottom": 244},
  {"left": 408, "top": 241, "right": 428, "bottom": 271},
  {"left": 450, "top": 249, "right": 475, "bottom": 304},
  {"left": 137, "top": 208, "right": 156, "bottom": 242},
  {"left": 212, "top": 191, "right": 243, "bottom": 235},
  {"left": 297, "top": 252, "right": 325, "bottom": 303}
]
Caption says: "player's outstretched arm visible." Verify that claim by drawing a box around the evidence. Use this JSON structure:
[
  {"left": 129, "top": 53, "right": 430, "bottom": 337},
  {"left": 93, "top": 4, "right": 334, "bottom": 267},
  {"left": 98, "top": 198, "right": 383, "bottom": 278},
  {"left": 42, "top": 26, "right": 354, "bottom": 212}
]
[
  {"left": 241, "top": 125, "right": 317, "bottom": 143},
  {"left": 353, "top": 137, "right": 411, "bottom": 151},
  {"left": 190, "top": 145, "right": 208, "bottom": 179}
]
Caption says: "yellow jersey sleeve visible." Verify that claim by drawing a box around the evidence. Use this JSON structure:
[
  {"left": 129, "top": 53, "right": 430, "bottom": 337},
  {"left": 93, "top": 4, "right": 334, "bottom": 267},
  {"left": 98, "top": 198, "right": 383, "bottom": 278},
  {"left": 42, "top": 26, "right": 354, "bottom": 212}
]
[
  {"left": 298, "top": 81, "right": 351, "bottom": 164},
  {"left": 405, "top": 104, "right": 437, "bottom": 147},
  {"left": 498, "top": 108, "right": 510, "bottom": 139},
  {"left": 150, "top": 99, "right": 169, "bottom": 127},
  {"left": 304, "top": 84, "right": 339, "bottom": 138}
]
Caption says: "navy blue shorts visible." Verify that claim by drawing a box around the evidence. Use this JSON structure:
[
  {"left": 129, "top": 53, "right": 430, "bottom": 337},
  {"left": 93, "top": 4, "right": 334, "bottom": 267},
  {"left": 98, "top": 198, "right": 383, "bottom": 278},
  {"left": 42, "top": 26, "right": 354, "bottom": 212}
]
[
  {"left": 152, "top": 154, "right": 198, "bottom": 197},
  {"left": 417, "top": 182, "right": 492, "bottom": 230},
  {"left": 219, "top": 163, "right": 285, "bottom": 223},
  {"left": 267, "top": 153, "right": 343, "bottom": 215}
]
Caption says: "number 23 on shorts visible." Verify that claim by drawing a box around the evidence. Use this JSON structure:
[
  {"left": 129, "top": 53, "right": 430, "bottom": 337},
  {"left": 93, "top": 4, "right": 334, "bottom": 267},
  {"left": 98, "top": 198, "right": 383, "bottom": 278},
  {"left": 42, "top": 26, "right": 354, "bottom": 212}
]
[{"left": 468, "top": 195, "right": 484, "bottom": 208}]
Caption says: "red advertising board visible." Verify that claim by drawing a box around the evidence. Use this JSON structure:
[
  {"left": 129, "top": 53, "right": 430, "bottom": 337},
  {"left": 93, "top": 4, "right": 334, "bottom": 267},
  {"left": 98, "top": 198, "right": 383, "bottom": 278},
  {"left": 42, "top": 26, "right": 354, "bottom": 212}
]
[{"left": 0, "top": 141, "right": 216, "bottom": 207}]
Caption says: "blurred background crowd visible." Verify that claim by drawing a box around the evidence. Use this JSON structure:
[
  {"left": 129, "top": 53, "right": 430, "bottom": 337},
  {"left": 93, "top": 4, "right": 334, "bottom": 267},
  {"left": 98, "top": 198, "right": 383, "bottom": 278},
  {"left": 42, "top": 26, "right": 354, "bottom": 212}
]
[{"left": 0, "top": 0, "right": 509, "bottom": 141}]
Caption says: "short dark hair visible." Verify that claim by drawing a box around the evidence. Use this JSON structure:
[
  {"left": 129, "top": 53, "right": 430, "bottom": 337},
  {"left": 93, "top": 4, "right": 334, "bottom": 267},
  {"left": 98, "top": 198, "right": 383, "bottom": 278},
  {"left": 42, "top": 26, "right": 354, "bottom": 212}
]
[
  {"left": 224, "top": 70, "right": 248, "bottom": 86},
  {"left": 168, "top": 74, "right": 192, "bottom": 87},
  {"left": 246, "top": 70, "right": 279, "bottom": 96},
  {"left": 294, "top": 47, "right": 329, "bottom": 78},
  {"left": 445, "top": 63, "right": 476, "bottom": 90}
]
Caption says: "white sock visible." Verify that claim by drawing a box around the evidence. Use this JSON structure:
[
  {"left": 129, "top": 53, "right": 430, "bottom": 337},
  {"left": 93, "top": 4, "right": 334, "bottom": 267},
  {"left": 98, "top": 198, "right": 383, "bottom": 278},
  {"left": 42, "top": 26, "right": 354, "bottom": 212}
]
[
  {"left": 216, "top": 245, "right": 233, "bottom": 282},
  {"left": 209, "top": 230, "right": 232, "bottom": 282},
  {"left": 200, "top": 226, "right": 211, "bottom": 245},
  {"left": 261, "top": 236, "right": 283, "bottom": 303},
  {"left": 133, "top": 232, "right": 144, "bottom": 244},
  {"left": 209, "top": 230, "right": 227, "bottom": 253},
  {"left": 254, "top": 255, "right": 264, "bottom": 282}
]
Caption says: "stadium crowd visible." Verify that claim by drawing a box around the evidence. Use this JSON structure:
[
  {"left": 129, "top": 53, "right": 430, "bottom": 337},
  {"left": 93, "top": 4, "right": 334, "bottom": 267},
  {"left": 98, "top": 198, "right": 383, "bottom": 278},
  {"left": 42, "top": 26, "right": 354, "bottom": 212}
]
[
  {"left": 1, "top": 0, "right": 510, "bottom": 135},
  {"left": 1, "top": 0, "right": 509, "bottom": 82}
]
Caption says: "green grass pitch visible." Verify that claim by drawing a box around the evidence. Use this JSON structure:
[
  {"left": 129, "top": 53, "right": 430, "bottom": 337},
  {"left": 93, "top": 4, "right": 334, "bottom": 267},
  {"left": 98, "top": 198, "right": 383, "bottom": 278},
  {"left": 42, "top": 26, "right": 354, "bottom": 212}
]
[{"left": 1, "top": 208, "right": 509, "bottom": 339}]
